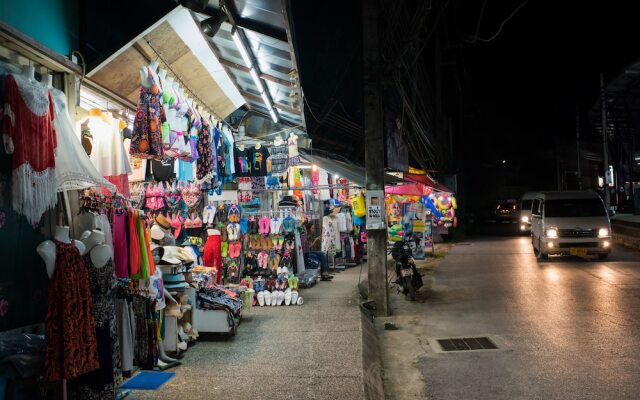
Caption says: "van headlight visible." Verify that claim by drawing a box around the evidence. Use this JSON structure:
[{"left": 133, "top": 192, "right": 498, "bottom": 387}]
[
  {"left": 521, "top": 216, "right": 529, "bottom": 223},
  {"left": 598, "top": 228, "right": 609, "bottom": 238},
  {"left": 545, "top": 228, "right": 558, "bottom": 238}
]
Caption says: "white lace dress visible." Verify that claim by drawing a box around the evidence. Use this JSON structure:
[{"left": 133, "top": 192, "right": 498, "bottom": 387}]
[{"left": 51, "top": 88, "right": 116, "bottom": 193}]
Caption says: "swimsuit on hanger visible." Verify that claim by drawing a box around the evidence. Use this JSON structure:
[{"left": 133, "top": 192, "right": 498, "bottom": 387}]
[
  {"left": 182, "top": 184, "right": 201, "bottom": 209},
  {"left": 165, "top": 186, "right": 182, "bottom": 211},
  {"left": 184, "top": 213, "right": 203, "bottom": 229},
  {"left": 145, "top": 184, "right": 165, "bottom": 210}
]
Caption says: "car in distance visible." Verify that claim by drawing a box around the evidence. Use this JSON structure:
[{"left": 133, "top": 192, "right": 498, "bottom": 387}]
[{"left": 530, "top": 191, "right": 612, "bottom": 260}]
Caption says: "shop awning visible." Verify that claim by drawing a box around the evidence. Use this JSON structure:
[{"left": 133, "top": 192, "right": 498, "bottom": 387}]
[
  {"left": 87, "top": 6, "right": 245, "bottom": 119},
  {"left": 404, "top": 173, "right": 454, "bottom": 193},
  {"left": 300, "top": 150, "right": 404, "bottom": 187},
  {"left": 385, "top": 183, "right": 432, "bottom": 196}
]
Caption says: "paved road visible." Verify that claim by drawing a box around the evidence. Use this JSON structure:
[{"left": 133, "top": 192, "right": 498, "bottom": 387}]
[{"left": 420, "top": 237, "right": 640, "bottom": 400}]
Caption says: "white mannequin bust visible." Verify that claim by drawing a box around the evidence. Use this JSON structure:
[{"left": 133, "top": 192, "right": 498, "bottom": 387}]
[
  {"left": 80, "top": 230, "right": 113, "bottom": 268},
  {"left": 74, "top": 212, "right": 98, "bottom": 237},
  {"left": 139, "top": 67, "right": 152, "bottom": 89},
  {"left": 40, "top": 73, "right": 53, "bottom": 88},
  {"left": 21, "top": 65, "right": 35, "bottom": 82},
  {"left": 37, "top": 226, "right": 86, "bottom": 279},
  {"left": 158, "top": 68, "right": 167, "bottom": 85}
]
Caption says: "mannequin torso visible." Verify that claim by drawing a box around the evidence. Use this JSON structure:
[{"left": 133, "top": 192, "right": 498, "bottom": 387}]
[
  {"left": 37, "top": 226, "right": 85, "bottom": 279},
  {"left": 81, "top": 230, "right": 113, "bottom": 267}
]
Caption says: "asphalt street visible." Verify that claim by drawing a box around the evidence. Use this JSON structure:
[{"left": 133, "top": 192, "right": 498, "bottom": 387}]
[{"left": 420, "top": 236, "right": 640, "bottom": 400}]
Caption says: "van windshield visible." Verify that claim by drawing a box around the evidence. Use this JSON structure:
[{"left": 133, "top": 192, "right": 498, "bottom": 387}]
[
  {"left": 521, "top": 200, "right": 533, "bottom": 210},
  {"left": 544, "top": 199, "right": 607, "bottom": 218}
]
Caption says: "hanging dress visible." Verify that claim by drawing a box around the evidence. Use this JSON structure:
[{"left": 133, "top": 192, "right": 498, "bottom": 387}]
[
  {"left": 88, "top": 113, "right": 132, "bottom": 196},
  {"left": 196, "top": 122, "right": 213, "bottom": 180},
  {"left": 2, "top": 74, "right": 57, "bottom": 225},
  {"left": 76, "top": 255, "right": 122, "bottom": 399},
  {"left": 50, "top": 88, "right": 116, "bottom": 193},
  {"left": 43, "top": 240, "right": 99, "bottom": 381},
  {"left": 130, "top": 67, "right": 164, "bottom": 159}
]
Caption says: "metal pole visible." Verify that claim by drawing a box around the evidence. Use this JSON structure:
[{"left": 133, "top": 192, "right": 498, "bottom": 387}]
[
  {"left": 600, "top": 73, "right": 611, "bottom": 210},
  {"left": 576, "top": 105, "right": 582, "bottom": 190},
  {"left": 362, "top": 0, "right": 388, "bottom": 316}
]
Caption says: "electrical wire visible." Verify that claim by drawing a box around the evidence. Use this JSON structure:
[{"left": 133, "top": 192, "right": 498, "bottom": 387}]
[
  {"left": 464, "top": 0, "right": 488, "bottom": 44},
  {"left": 465, "top": 0, "right": 529, "bottom": 43}
]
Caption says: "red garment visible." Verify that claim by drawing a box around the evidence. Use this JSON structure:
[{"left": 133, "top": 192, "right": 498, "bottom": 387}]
[
  {"left": 128, "top": 211, "right": 141, "bottom": 276},
  {"left": 203, "top": 234, "right": 222, "bottom": 284},
  {"left": 142, "top": 220, "right": 155, "bottom": 276},
  {"left": 112, "top": 210, "right": 129, "bottom": 278},
  {"left": 104, "top": 174, "right": 130, "bottom": 198},
  {"left": 44, "top": 240, "right": 99, "bottom": 381},
  {"left": 3, "top": 74, "right": 57, "bottom": 224}
]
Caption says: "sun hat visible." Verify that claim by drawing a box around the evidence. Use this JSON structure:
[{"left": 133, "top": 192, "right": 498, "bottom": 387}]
[
  {"left": 278, "top": 195, "right": 298, "bottom": 208},
  {"left": 156, "top": 247, "right": 181, "bottom": 265},
  {"left": 164, "top": 273, "right": 189, "bottom": 288},
  {"left": 165, "top": 301, "right": 184, "bottom": 318},
  {"left": 150, "top": 224, "right": 166, "bottom": 241},
  {"left": 155, "top": 214, "right": 172, "bottom": 230},
  {"left": 161, "top": 246, "right": 195, "bottom": 264}
]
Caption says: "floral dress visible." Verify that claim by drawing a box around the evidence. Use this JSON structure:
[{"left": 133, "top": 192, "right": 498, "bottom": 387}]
[
  {"left": 76, "top": 255, "right": 122, "bottom": 399},
  {"left": 130, "top": 68, "right": 165, "bottom": 159},
  {"left": 196, "top": 122, "right": 213, "bottom": 180}
]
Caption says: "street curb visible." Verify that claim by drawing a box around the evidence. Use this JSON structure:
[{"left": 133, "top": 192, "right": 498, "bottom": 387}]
[{"left": 360, "top": 312, "right": 386, "bottom": 400}]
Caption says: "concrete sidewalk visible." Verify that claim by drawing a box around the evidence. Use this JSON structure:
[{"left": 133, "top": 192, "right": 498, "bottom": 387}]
[{"left": 130, "top": 266, "right": 371, "bottom": 400}]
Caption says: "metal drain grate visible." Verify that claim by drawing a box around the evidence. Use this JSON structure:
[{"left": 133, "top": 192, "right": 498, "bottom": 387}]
[{"left": 437, "top": 337, "right": 498, "bottom": 351}]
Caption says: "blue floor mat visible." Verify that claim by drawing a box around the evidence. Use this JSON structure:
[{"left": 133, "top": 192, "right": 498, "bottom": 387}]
[{"left": 120, "top": 372, "right": 176, "bottom": 390}]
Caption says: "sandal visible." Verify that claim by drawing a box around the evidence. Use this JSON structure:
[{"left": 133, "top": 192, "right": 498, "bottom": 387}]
[{"left": 221, "top": 241, "right": 228, "bottom": 258}]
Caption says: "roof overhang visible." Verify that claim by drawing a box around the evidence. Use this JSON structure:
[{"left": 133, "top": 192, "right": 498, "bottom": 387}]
[{"left": 87, "top": 6, "right": 245, "bottom": 118}]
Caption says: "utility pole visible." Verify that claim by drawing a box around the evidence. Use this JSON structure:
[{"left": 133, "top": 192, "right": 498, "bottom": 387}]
[
  {"left": 576, "top": 105, "right": 582, "bottom": 190},
  {"left": 600, "top": 73, "right": 610, "bottom": 210},
  {"left": 362, "top": 0, "right": 388, "bottom": 316}
]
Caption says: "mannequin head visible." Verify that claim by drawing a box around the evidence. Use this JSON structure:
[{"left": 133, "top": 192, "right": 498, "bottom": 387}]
[
  {"left": 40, "top": 73, "right": 53, "bottom": 88},
  {"left": 21, "top": 65, "right": 35, "bottom": 81}
]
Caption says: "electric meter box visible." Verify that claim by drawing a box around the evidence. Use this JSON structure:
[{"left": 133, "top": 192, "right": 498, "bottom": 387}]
[{"left": 365, "top": 190, "right": 386, "bottom": 230}]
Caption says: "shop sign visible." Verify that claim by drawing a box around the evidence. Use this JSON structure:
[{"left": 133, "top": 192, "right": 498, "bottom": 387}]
[{"left": 366, "top": 190, "right": 386, "bottom": 230}]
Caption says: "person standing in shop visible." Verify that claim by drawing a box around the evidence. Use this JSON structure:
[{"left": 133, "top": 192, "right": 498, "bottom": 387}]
[{"left": 306, "top": 223, "right": 334, "bottom": 281}]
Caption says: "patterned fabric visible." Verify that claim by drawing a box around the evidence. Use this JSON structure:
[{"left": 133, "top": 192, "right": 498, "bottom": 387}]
[
  {"left": 76, "top": 256, "right": 122, "bottom": 399},
  {"left": 3, "top": 74, "right": 58, "bottom": 224},
  {"left": 134, "top": 297, "right": 157, "bottom": 370},
  {"left": 130, "top": 69, "right": 164, "bottom": 159},
  {"left": 196, "top": 123, "right": 213, "bottom": 180},
  {"left": 234, "top": 146, "right": 251, "bottom": 177},
  {"left": 44, "top": 241, "right": 99, "bottom": 381}
]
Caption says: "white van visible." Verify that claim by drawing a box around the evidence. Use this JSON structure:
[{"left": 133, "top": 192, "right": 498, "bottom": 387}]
[
  {"left": 531, "top": 191, "right": 612, "bottom": 260},
  {"left": 519, "top": 191, "right": 539, "bottom": 231}
]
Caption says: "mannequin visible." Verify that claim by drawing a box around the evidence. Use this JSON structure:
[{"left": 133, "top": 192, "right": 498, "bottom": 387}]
[
  {"left": 40, "top": 73, "right": 53, "bottom": 88},
  {"left": 158, "top": 68, "right": 167, "bottom": 88},
  {"left": 237, "top": 143, "right": 245, "bottom": 151},
  {"left": 273, "top": 134, "right": 284, "bottom": 146},
  {"left": 37, "top": 226, "right": 85, "bottom": 279},
  {"left": 21, "top": 65, "right": 35, "bottom": 82},
  {"left": 74, "top": 212, "right": 98, "bottom": 237},
  {"left": 80, "top": 230, "right": 113, "bottom": 267},
  {"left": 254, "top": 143, "right": 261, "bottom": 149}
]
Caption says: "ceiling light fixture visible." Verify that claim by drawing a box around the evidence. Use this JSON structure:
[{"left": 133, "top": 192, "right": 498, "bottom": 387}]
[
  {"left": 269, "top": 108, "right": 278, "bottom": 123},
  {"left": 261, "top": 91, "right": 273, "bottom": 109},
  {"left": 249, "top": 68, "right": 264, "bottom": 94},
  {"left": 231, "top": 28, "right": 252, "bottom": 67}
]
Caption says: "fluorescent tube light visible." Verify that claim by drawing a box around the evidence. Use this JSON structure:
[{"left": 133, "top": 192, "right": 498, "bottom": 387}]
[
  {"left": 231, "top": 28, "right": 252, "bottom": 67},
  {"left": 261, "top": 90, "right": 273, "bottom": 109},
  {"left": 249, "top": 68, "right": 264, "bottom": 94},
  {"left": 269, "top": 108, "right": 278, "bottom": 123}
]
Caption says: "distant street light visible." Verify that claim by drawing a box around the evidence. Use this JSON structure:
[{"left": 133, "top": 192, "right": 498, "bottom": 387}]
[{"left": 502, "top": 160, "right": 506, "bottom": 164}]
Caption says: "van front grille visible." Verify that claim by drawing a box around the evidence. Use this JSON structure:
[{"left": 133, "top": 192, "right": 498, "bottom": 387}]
[
  {"left": 558, "top": 242, "right": 599, "bottom": 248},
  {"left": 557, "top": 229, "right": 596, "bottom": 238}
]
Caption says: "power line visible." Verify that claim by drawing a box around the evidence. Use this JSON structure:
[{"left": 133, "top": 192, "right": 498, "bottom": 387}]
[
  {"left": 465, "top": 0, "right": 529, "bottom": 43},
  {"left": 464, "top": 0, "right": 488, "bottom": 44}
]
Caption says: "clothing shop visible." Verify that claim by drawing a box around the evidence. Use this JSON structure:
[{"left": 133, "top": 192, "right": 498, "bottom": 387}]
[{"left": 0, "top": 3, "right": 317, "bottom": 399}]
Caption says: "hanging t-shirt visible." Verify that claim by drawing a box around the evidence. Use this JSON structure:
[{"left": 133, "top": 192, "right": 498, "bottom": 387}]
[
  {"left": 249, "top": 146, "right": 270, "bottom": 176},
  {"left": 269, "top": 143, "right": 288, "bottom": 175},
  {"left": 234, "top": 146, "right": 251, "bottom": 177},
  {"left": 151, "top": 158, "right": 175, "bottom": 182},
  {"left": 336, "top": 212, "right": 348, "bottom": 232}
]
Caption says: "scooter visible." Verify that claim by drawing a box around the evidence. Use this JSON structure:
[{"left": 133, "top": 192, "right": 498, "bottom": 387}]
[{"left": 391, "top": 241, "right": 423, "bottom": 301}]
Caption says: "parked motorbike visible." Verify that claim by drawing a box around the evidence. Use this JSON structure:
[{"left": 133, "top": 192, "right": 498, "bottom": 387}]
[{"left": 391, "top": 241, "right": 423, "bottom": 301}]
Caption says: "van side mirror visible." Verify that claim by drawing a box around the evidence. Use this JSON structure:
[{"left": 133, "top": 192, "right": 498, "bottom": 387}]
[{"left": 608, "top": 209, "right": 615, "bottom": 218}]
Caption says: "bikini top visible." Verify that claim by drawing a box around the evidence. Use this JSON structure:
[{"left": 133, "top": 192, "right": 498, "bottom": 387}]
[
  {"left": 145, "top": 184, "right": 165, "bottom": 210},
  {"left": 283, "top": 216, "right": 296, "bottom": 233},
  {"left": 182, "top": 184, "right": 201, "bottom": 209},
  {"left": 165, "top": 187, "right": 182, "bottom": 210},
  {"left": 184, "top": 213, "right": 203, "bottom": 228}
]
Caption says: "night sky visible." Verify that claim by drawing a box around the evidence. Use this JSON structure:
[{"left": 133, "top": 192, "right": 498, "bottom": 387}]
[{"left": 292, "top": 0, "right": 640, "bottom": 210}]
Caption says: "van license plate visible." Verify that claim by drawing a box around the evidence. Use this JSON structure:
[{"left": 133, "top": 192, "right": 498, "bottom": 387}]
[{"left": 570, "top": 248, "right": 588, "bottom": 257}]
